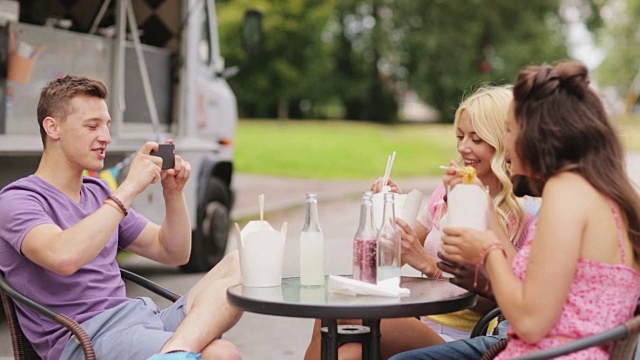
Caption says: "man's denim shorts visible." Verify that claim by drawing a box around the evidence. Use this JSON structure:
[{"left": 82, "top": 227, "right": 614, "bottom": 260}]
[{"left": 60, "top": 296, "right": 188, "bottom": 360}]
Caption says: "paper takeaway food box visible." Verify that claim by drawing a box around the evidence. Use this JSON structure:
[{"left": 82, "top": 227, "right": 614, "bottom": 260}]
[
  {"left": 372, "top": 189, "right": 424, "bottom": 230},
  {"left": 235, "top": 220, "right": 287, "bottom": 287}
]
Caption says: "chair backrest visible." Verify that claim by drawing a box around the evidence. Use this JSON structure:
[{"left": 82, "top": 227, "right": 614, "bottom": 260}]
[
  {"left": 1, "top": 268, "right": 179, "bottom": 360},
  {"left": 0, "top": 290, "right": 41, "bottom": 360}
]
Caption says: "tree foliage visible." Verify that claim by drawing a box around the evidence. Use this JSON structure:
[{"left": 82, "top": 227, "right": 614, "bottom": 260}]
[
  {"left": 392, "top": 0, "right": 569, "bottom": 121},
  {"left": 595, "top": 0, "right": 640, "bottom": 110},
  {"left": 218, "top": 0, "right": 337, "bottom": 118},
  {"left": 218, "top": 1, "right": 573, "bottom": 122}
]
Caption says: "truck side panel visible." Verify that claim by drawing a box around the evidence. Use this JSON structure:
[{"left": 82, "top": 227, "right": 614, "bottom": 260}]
[{"left": 6, "top": 23, "right": 113, "bottom": 135}]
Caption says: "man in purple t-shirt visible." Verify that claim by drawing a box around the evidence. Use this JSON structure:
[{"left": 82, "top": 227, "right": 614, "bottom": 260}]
[{"left": 0, "top": 76, "right": 243, "bottom": 360}]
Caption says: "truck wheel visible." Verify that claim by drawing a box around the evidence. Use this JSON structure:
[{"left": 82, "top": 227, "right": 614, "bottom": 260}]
[{"left": 181, "top": 178, "right": 231, "bottom": 273}]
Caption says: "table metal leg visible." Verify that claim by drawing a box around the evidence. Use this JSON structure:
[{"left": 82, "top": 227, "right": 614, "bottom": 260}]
[
  {"left": 363, "top": 319, "right": 381, "bottom": 360},
  {"left": 321, "top": 318, "right": 339, "bottom": 360}
]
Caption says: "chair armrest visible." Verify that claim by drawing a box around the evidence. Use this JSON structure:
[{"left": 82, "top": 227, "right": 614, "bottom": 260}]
[
  {"left": 481, "top": 338, "right": 508, "bottom": 360},
  {"left": 513, "top": 323, "right": 630, "bottom": 360},
  {"left": 471, "top": 307, "right": 503, "bottom": 338},
  {"left": 0, "top": 272, "right": 96, "bottom": 360},
  {"left": 0, "top": 273, "right": 58, "bottom": 321},
  {"left": 120, "top": 268, "right": 181, "bottom": 302},
  {"left": 482, "top": 299, "right": 640, "bottom": 359}
]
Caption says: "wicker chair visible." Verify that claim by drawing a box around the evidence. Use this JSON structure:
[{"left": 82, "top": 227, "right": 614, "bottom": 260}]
[
  {"left": 470, "top": 307, "right": 504, "bottom": 338},
  {"left": 0, "top": 269, "right": 181, "bottom": 360},
  {"left": 478, "top": 302, "right": 640, "bottom": 360}
]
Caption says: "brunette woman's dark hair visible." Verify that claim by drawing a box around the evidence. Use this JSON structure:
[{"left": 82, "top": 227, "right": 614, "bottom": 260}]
[{"left": 512, "top": 59, "right": 640, "bottom": 264}]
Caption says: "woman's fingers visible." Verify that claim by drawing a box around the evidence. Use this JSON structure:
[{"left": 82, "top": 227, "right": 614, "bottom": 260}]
[
  {"left": 395, "top": 218, "right": 412, "bottom": 234},
  {"left": 370, "top": 177, "right": 401, "bottom": 193}
]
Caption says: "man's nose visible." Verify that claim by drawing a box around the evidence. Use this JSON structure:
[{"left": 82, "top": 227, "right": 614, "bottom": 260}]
[{"left": 99, "top": 127, "right": 111, "bottom": 144}]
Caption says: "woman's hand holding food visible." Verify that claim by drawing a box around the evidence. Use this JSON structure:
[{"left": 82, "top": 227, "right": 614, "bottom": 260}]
[
  {"left": 441, "top": 226, "right": 497, "bottom": 265},
  {"left": 396, "top": 218, "right": 440, "bottom": 277},
  {"left": 370, "top": 177, "right": 402, "bottom": 194},
  {"left": 441, "top": 160, "right": 484, "bottom": 193}
]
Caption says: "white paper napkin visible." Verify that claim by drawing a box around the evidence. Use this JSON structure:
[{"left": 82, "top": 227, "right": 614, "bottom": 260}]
[{"left": 327, "top": 275, "right": 411, "bottom": 297}]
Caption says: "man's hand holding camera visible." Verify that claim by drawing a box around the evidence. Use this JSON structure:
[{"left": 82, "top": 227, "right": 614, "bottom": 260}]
[
  {"left": 151, "top": 142, "right": 191, "bottom": 193},
  {"left": 121, "top": 142, "right": 191, "bottom": 197}
]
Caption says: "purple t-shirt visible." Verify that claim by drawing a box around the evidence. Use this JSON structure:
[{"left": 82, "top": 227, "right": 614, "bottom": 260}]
[{"left": 0, "top": 175, "right": 148, "bottom": 360}]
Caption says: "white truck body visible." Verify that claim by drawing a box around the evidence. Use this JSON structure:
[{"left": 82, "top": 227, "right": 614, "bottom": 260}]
[{"left": 0, "top": 0, "right": 244, "bottom": 271}]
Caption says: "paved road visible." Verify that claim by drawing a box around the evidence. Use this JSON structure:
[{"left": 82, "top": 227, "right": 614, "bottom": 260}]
[{"left": 3, "top": 153, "right": 640, "bottom": 359}]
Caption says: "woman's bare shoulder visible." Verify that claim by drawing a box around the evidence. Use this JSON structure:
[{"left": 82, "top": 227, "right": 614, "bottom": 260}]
[{"left": 542, "top": 172, "right": 601, "bottom": 210}]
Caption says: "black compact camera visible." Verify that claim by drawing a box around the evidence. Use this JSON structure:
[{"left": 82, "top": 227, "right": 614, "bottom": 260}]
[{"left": 150, "top": 143, "right": 175, "bottom": 169}]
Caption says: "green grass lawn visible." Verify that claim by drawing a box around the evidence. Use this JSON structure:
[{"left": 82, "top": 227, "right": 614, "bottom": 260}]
[
  {"left": 235, "top": 120, "right": 455, "bottom": 179},
  {"left": 235, "top": 117, "right": 640, "bottom": 180}
]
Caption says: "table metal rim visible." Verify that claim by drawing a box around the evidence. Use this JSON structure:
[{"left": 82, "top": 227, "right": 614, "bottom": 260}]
[{"left": 227, "top": 280, "right": 477, "bottom": 320}]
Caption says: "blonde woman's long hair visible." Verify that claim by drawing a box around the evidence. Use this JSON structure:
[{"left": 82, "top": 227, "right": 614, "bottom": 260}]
[{"left": 454, "top": 85, "right": 526, "bottom": 245}]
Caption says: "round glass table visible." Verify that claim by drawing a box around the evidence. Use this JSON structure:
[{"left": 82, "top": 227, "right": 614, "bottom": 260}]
[{"left": 227, "top": 276, "right": 477, "bottom": 359}]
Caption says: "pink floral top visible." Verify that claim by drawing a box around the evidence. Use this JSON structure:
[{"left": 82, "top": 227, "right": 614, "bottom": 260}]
[
  {"left": 417, "top": 184, "right": 540, "bottom": 331},
  {"left": 496, "top": 201, "right": 640, "bottom": 359}
]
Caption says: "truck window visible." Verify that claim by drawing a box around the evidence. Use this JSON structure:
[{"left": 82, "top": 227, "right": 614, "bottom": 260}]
[{"left": 198, "top": 1, "right": 212, "bottom": 66}]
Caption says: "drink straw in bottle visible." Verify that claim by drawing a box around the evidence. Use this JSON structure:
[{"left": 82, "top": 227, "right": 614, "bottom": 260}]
[{"left": 259, "top": 194, "right": 264, "bottom": 221}]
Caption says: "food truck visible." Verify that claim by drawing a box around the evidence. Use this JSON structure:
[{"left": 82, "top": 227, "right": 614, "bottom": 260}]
[{"left": 0, "top": 0, "right": 258, "bottom": 272}]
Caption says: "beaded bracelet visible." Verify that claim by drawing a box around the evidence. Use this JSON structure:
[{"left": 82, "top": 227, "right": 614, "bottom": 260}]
[
  {"left": 107, "top": 195, "right": 128, "bottom": 216},
  {"left": 104, "top": 199, "right": 125, "bottom": 216},
  {"left": 474, "top": 242, "right": 506, "bottom": 288}
]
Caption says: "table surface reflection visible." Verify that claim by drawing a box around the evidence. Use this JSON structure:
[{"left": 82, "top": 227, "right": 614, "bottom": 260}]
[{"left": 227, "top": 276, "right": 477, "bottom": 320}]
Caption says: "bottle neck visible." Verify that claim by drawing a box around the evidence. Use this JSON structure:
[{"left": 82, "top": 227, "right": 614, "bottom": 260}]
[
  {"left": 355, "top": 199, "right": 376, "bottom": 238},
  {"left": 303, "top": 199, "right": 321, "bottom": 232},
  {"left": 380, "top": 193, "right": 396, "bottom": 228}
]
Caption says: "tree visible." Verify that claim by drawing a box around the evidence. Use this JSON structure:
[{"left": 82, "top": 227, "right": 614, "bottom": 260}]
[
  {"left": 595, "top": 0, "right": 640, "bottom": 112},
  {"left": 326, "top": 0, "right": 398, "bottom": 122},
  {"left": 393, "top": 0, "right": 570, "bottom": 122},
  {"left": 218, "top": 0, "right": 579, "bottom": 122},
  {"left": 218, "top": 0, "right": 337, "bottom": 119}
]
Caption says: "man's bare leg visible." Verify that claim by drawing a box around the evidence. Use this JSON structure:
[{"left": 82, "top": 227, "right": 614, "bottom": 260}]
[{"left": 160, "top": 251, "right": 244, "bottom": 359}]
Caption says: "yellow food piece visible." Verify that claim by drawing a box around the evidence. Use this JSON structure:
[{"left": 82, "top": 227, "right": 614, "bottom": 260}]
[{"left": 461, "top": 166, "right": 477, "bottom": 184}]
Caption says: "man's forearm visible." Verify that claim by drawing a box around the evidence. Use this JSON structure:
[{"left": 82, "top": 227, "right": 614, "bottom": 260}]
[{"left": 159, "top": 191, "right": 192, "bottom": 263}]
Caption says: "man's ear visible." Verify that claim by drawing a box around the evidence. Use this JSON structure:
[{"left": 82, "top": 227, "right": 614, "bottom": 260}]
[{"left": 42, "top": 116, "right": 60, "bottom": 140}]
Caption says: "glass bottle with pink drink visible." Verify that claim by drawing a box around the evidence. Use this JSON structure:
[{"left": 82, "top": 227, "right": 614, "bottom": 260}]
[{"left": 352, "top": 191, "right": 378, "bottom": 284}]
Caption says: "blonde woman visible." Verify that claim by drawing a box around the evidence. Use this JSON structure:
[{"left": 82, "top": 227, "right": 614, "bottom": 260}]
[
  {"left": 304, "top": 86, "right": 539, "bottom": 360},
  {"left": 404, "top": 85, "right": 537, "bottom": 342}
]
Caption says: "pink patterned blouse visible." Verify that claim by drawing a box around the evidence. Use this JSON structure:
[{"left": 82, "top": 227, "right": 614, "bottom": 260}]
[
  {"left": 417, "top": 184, "right": 540, "bottom": 331},
  {"left": 418, "top": 184, "right": 538, "bottom": 259},
  {"left": 496, "top": 201, "right": 640, "bottom": 359}
]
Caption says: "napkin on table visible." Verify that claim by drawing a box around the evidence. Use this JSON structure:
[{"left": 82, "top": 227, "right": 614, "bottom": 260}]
[{"left": 327, "top": 275, "right": 411, "bottom": 297}]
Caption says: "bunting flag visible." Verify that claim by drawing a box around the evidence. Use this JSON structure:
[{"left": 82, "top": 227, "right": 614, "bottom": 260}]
[{"left": 82, "top": 166, "right": 120, "bottom": 191}]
